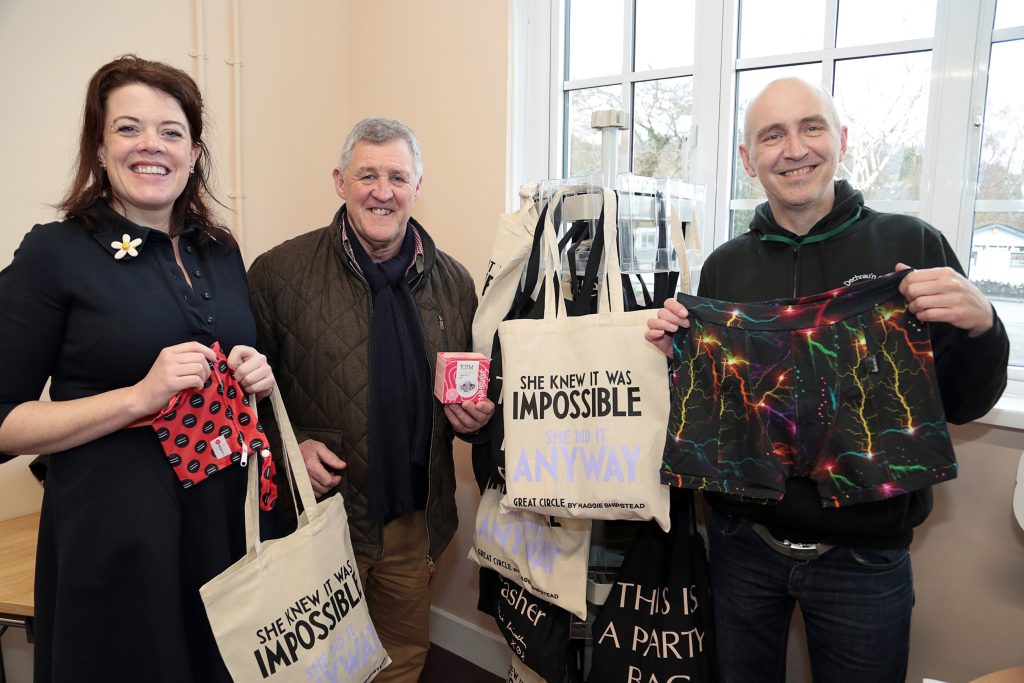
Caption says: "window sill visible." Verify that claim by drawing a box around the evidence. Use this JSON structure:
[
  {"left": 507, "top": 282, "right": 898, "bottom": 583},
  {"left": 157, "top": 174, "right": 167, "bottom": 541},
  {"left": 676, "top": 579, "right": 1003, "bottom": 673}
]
[{"left": 975, "top": 394, "right": 1024, "bottom": 431}]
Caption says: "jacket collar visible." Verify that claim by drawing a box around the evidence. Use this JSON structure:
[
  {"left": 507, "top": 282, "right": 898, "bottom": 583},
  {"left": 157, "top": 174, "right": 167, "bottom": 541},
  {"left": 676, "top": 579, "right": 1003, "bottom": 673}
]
[
  {"left": 750, "top": 180, "right": 865, "bottom": 248},
  {"left": 87, "top": 199, "right": 197, "bottom": 258},
  {"left": 333, "top": 204, "right": 437, "bottom": 284}
]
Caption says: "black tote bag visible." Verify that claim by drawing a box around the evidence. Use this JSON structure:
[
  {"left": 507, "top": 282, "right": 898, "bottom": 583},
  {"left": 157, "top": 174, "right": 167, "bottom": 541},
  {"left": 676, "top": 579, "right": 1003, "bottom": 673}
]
[
  {"left": 588, "top": 488, "right": 718, "bottom": 682},
  {"left": 478, "top": 567, "right": 572, "bottom": 683}
]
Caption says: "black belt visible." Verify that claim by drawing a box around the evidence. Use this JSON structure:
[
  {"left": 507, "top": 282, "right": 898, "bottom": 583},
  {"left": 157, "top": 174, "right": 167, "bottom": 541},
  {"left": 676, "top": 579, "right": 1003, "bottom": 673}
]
[{"left": 751, "top": 523, "right": 834, "bottom": 560}]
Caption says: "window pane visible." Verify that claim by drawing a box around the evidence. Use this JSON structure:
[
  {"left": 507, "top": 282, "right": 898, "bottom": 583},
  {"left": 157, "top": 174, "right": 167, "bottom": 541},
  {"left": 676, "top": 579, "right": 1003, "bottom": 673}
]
[
  {"left": 995, "top": 0, "right": 1024, "bottom": 30},
  {"left": 834, "top": 52, "right": 931, "bottom": 200},
  {"left": 731, "top": 209, "right": 755, "bottom": 238},
  {"left": 977, "top": 40, "right": 1024, "bottom": 201},
  {"left": 632, "top": 77, "right": 692, "bottom": 178},
  {"left": 733, "top": 64, "right": 820, "bottom": 202},
  {"left": 969, "top": 213, "right": 1024, "bottom": 367},
  {"left": 738, "top": 0, "right": 824, "bottom": 59},
  {"left": 568, "top": 0, "right": 624, "bottom": 80},
  {"left": 836, "top": 0, "right": 936, "bottom": 47},
  {"left": 635, "top": 0, "right": 695, "bottom": 70},
  {"left": 566, "top": 86, "right": 625, "bottom": 177}
]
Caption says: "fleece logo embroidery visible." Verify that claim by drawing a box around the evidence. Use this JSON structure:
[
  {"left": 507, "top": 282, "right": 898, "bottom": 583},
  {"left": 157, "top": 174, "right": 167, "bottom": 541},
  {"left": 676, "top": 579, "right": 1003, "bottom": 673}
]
[{"left": 843, "top": 272, "right": 878, "bottom": 287}]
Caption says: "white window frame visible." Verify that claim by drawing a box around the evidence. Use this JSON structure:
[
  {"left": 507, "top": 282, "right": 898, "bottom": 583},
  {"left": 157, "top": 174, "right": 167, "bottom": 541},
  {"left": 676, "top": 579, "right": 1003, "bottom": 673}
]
[
  {"left": 510, "top": 0, "right": 1024, "bottom": 426},
  {"left": 954, "top": 2, "right": 1024, "bottom": 401}
]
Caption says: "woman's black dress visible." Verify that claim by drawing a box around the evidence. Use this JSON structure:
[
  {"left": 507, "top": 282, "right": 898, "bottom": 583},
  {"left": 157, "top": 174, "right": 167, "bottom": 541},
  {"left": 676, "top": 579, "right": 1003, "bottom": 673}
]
[{"left": 0, "top": 202, "right": 256, "bottom": 682}]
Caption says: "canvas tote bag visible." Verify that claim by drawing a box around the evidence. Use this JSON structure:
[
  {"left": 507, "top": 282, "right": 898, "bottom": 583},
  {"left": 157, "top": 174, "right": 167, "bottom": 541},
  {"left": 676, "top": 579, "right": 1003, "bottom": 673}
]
[
  {"left": 672, "top": 192, "right": 703, "bottom": 296},
  {"left": 471, "top": 188, "right": 608, "bottom": 492},
  {"left": 473, "top": 183, "right": 609, "bottom": 357},
  {"left": 200, "top": 387, "right": 390, "bottom": 683},
  {"left": 469, "top": 475, "right": 591, "bottom": 618},
  {"left": 498, "top": 187, "right": 672, "bottom": 530},
  {"left": 472, "top": 182, "right": 542, "bottom": 356}
]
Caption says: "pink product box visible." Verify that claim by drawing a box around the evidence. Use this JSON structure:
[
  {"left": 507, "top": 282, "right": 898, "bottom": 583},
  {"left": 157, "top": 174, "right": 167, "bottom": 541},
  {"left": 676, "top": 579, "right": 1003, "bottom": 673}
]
[{"left": 434, "top": 352, "right": 490, "bottom": 404}]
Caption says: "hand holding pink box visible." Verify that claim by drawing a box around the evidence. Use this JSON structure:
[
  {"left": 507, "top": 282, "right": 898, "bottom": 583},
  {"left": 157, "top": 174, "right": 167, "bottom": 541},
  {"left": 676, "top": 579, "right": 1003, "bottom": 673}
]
[{"left": 434, "top": 352, "right": 490, "bottom": 404}]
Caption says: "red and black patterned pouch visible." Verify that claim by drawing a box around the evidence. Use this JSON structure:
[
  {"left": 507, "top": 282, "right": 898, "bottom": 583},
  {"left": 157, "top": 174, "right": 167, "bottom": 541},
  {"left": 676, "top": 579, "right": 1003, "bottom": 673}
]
[{"left": 152, "top": 341, "right": 278, "bottom": 510}]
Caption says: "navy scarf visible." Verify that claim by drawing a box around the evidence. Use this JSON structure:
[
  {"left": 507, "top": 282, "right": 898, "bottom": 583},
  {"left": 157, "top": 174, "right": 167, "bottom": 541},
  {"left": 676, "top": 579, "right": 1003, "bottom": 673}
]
[{"left": 346, "top": 220, "right": 431, "bottom": 522}]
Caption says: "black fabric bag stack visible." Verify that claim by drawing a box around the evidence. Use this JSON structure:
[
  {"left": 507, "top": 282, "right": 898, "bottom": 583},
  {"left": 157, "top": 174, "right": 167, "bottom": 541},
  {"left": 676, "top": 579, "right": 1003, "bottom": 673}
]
[
  {"left": 588, "top": 488, "right": 718, "bottom": 683},
  {"left": 478, "top": 567, "right": 572, "bottom": 683}
]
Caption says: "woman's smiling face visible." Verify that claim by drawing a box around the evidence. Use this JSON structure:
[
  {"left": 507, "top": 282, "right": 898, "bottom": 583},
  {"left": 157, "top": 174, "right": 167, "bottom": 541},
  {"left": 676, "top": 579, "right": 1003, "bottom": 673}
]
[{"left": 98, "top": 83, "right": 199, "bottom": 231}]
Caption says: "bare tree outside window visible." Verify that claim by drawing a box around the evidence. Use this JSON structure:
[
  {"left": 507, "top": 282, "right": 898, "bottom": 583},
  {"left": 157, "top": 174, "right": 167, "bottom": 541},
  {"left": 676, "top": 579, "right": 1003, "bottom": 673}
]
[
  {"left": 834, "top": 52, "right": 931, "bottom": 200},
  {"left": 564, "top": 0, "right": 696, "bottom": 182},
  {"left": 977, "top": 44, "right": 1024, "bottom": 205},
  {"left": 632, "top": 77, "right": 692, "bottom": 179},
  {"left": 566, "top": 86, "right": 624, "bottom": 177}
]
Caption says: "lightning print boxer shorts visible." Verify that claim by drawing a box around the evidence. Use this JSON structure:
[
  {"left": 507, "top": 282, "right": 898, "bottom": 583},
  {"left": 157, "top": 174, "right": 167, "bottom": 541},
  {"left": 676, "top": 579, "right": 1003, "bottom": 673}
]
[{"left": 662, "top": 270, "right": 956, "bottom": 507}]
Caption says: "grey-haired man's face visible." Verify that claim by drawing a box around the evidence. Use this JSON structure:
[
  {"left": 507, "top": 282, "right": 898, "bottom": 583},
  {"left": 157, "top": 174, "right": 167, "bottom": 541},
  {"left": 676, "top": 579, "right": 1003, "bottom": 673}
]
[{"left": 333, "top": 139, "right": 422, "bottom": 262}]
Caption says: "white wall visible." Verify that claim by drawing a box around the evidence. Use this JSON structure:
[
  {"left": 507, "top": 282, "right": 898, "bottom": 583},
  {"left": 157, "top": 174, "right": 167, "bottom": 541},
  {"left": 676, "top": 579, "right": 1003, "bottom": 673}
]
[
  {"left": 0, "top": 1, "right": 354, "bottom": 504},
  {"left": 781, "top": 422, "right": 1024, "bottom": 683},
  {"left": 910, "top": 423, "right": 1024, "bottom": 681},
  {"left": 0, "top": 1, "right": 352, "bottom": 680}
]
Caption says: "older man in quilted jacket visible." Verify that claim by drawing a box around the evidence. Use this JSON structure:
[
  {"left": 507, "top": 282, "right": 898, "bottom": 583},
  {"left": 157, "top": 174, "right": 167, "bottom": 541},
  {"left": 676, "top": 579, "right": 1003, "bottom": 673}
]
[{"left": 248, "top": 117, "right": 494, "bottom": 683}]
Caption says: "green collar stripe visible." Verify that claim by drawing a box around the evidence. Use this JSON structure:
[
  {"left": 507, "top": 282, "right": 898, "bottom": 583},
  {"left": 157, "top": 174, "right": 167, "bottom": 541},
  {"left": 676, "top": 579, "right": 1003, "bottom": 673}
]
[{"left": 760, "top": 206, "right": 863, "bottom": 248}]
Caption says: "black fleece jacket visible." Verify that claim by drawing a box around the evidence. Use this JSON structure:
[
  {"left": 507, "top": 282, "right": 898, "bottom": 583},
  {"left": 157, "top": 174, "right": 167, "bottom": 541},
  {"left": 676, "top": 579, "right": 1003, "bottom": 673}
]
[{"left": 699, "top": 180, "right": 1009, "bottom": 547}]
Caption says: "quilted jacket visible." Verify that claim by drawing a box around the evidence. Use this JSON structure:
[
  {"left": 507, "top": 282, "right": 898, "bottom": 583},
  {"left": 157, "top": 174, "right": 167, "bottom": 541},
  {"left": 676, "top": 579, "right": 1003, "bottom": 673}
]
[{"left": 247, "top": 206, "right": 477, "bottom": 562}]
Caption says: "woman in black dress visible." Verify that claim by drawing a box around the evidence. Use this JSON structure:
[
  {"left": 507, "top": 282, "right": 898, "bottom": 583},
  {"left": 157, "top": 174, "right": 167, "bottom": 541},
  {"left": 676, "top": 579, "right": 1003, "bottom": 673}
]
[{"left": 0, "top": 55, "right": 273, "bottom": 682}]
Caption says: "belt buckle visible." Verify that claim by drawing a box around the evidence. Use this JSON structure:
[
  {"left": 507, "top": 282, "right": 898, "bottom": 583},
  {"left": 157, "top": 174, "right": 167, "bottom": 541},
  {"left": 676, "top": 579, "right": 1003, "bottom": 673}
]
[
  {"left": 750, "top": 522, "right": 827, "bottom": 560},
  {"left": 781, "top": 539, "right": 821, "bottom": 560}
]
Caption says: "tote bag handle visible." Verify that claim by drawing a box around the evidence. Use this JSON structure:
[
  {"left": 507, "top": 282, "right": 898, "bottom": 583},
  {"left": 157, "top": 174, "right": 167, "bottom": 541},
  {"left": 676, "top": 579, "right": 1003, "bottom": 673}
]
[
  {"left": 242, "top": 386, "right": 323, "bottom": 557},
  {"left": 670, "top": 194, "right": 702, "bottom": 296},
  {"left": 539, "top": 187, "right": 620, "bottom": 320}
]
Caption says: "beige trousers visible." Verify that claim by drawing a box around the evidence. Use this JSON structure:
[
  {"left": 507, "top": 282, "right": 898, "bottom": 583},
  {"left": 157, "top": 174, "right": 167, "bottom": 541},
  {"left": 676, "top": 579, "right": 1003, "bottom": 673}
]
[{"left": 356, "top": 511, "right": 433, "bottom": 683}]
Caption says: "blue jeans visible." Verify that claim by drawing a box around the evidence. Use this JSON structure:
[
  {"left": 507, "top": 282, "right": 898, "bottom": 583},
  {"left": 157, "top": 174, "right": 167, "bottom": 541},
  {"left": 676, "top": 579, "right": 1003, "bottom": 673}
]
[{"left": 709, "top": 511, "right": 914, "bottom": 683}]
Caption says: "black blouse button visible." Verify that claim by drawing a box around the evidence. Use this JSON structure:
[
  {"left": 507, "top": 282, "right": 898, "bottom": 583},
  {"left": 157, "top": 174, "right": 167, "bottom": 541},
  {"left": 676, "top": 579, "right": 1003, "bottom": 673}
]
[
  {"left": 202, "top": 292, "right": 212, "bottom": 300},
  {"left": 207, "top": 315, "right": 215, "bottom": 324},
  {"left": 183, "top": 293, "right": 191, "bottom": 303},
  {"left": 193, "top": 269, "right": 202, "bottom": 279},
  {"left": 184, "top": 245, "right": 193, "bottom": 254}
]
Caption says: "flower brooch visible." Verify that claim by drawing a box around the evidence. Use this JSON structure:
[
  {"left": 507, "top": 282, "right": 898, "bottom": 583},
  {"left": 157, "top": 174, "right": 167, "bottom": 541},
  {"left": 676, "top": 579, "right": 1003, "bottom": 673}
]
[{"left": 111, "top": 233, "right": 142, "bottom": 260}]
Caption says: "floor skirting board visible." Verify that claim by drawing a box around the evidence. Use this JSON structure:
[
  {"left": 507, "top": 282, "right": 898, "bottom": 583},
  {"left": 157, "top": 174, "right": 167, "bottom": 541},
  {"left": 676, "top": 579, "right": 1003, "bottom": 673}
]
[{"left": 429, "top": 607, "right": 508, "bottom": 677}]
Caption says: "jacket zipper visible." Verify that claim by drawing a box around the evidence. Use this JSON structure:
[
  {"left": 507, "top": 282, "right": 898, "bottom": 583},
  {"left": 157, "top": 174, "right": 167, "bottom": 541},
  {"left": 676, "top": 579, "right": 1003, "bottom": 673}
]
[
  {"left": 438, "top": 314, "right": 450, "bottom": 351},
  {"left": 424, "top": 315, "right": 450, "bottom": 569},
  {"left": 791, "top": 247, "right": 799, "bottom": 298}
]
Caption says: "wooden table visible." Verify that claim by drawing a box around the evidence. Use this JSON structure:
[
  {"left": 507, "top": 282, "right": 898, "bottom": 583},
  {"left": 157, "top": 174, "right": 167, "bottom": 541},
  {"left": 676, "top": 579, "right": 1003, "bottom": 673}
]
[{"left": 0, "top": 512, "right": 38, "bottom": 683}]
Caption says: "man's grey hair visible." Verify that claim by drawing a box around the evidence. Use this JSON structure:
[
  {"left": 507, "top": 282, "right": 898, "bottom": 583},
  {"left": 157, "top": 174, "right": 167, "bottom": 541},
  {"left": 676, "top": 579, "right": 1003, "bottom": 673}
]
[{"left": 338, "top": 117, "right": 423, "bottom": 181}]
